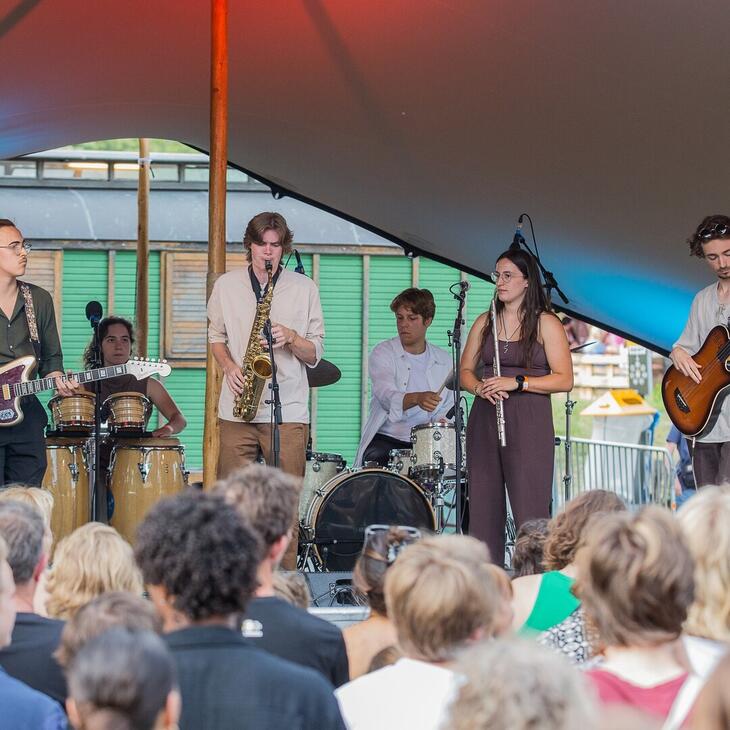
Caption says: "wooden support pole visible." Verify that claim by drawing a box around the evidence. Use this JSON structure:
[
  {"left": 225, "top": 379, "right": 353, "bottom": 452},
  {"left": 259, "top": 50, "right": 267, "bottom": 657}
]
[
  {"left": 135, "top": 138, "right": 150, "bottom": 357},
  {"left": 203, "top": 0, "right": 228, "bottom": 488}
]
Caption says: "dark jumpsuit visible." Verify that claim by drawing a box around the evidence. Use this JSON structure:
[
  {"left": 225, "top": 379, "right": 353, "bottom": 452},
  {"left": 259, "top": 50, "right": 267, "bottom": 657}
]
[{"left": 466, "top": 336, "right": 554, "bottom": 563}]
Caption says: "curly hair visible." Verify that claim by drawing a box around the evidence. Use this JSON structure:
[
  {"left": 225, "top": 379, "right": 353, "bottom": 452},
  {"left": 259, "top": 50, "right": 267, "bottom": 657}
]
[
  {"left": 512, "top": 518, "right": 549, "bottom": 577},
  {"left": 82, "top": 316, "right": 135, "bottom": 370},
  {"left": 677, "top": 485, "right": 730, "bottom": 641},
  {"left": 45, "top": 523, "right": 143, "bottom": 620},
  {"left": 449, "top": 638, "right": 596, "bottom": 730},
  {"left": 687, "top": 214, "right": 730, "bottom": 258},
  {"left": 543, "top": 490, "right": 626, "bottom": 570},
  {"left": 389, "top": 288, "right": 436, "bottom": 321},
  {"left": 134, "top": 490, "right": 261, "bottom": 621},
  {"left": 574, "top": 507, "right": 695, "bottom": 648}
]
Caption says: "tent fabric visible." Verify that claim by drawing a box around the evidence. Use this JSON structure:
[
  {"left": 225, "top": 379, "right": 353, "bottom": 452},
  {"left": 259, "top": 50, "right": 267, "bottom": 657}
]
[{"left": 1, "top": 1, "right": 730, "bottom": 352}]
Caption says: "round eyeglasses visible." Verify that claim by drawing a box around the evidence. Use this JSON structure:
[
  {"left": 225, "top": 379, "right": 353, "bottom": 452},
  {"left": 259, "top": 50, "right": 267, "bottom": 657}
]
[{"left": 0, "top": 241, "right": 31, "bottom": 255}]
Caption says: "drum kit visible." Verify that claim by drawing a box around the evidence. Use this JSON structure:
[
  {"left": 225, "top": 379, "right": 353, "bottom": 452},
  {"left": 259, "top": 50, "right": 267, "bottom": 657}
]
[
  {"left": 42, "top": 391, "right": 188, "bottom": 544},
  {"left": 298, "top": 421, "right": 467, "bottom": 572}
]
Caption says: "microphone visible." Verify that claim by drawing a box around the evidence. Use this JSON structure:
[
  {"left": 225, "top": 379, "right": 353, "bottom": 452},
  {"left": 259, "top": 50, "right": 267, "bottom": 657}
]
[
  {"left": 85, "top": 300, "right": 103, "bottom": 325},
  {"left": 294, "top": 249, "right": 306, "bottom": 275},
  {"left": 510, "top": 214, "right": 525, "bottom": 251},
  {"left": 459, "top": 280, "right": 470, "bottom": 292}
]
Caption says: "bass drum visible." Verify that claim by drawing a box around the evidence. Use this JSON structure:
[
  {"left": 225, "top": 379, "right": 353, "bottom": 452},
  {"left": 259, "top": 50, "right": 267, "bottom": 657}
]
[{"left": 304, "top": 468, "right": 435, "bottom": 571}]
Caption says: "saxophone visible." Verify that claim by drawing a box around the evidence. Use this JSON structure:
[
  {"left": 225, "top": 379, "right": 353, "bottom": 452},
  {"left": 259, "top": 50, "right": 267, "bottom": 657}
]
[{"left": 232, "top": 262, "right": 274, "bottom": 421}]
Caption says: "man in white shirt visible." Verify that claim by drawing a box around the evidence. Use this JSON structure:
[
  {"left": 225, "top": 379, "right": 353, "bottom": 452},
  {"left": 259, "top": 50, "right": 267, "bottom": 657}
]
[
  {"left": 335, "top": 534, "right": 502, "bottom": 730},
  {"left": 670, "top": 214, "right": 730, "bottom": 487},
  {"left": 356, "top": 288, "right": 453, "bottom": 467},
  {"left": 207, "top": 212, "right": 324, "bottom": 568}
]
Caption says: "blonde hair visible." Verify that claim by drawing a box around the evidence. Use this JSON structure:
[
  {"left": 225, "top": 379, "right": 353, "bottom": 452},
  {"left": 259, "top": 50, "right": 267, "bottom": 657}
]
[
  {"left": 677, "top": 485, "right": 730, "bottom": 641},
  {"left": 574, "top": 507, "right": 694, "bottom": 648},
  {"left": 0, "top": 486, "right": 54, "bottom": 530},
  {"left": 449, "top": 639, "right": 596, "bottom": 730},
  {"left": 384, "top": 535, "right": 499, "bottom": 662},
  {"left": 45, "top": 523, "right": 143, "bottom": 620}
]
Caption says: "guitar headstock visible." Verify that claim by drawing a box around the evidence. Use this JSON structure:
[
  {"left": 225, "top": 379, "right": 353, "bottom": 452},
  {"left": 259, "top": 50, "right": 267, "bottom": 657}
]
[{"left": 126, "top": 358, "right": 172, "bottom": 379}]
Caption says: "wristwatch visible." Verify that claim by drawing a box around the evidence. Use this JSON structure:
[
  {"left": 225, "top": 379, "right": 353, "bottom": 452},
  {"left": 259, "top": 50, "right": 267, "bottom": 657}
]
[{"left": 515, "top": 375, "right": 526, "bottom": 392}]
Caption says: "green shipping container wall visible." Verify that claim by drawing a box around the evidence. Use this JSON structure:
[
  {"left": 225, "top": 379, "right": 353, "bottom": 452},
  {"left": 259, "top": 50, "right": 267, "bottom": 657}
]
[{"left": 54, "top": 250, "right": 493, "bottom": 469}]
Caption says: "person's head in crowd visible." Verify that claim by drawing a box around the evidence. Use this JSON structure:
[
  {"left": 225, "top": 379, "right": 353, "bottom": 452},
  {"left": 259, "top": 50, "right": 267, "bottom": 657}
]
[
  {"left": 56, "top": 591, "right": 162, "bottom": 670},
  {"left": 486, "top": 563, "right": 514, "bottom": 636},
  {"left": 575, "top": 506, "right": 694, "bottom": 649},
  {"left": 676, "top": 485, "right": 730, "bottom": 642},
  {"left": 0, "top": 500, "right": 48, "bottom": 612},
  {"left": 135, "top": 490, "right": 260, "bottom": 631},
  {"left": 66, "top": 628, "right": 180, "bottom": 730},
  {"left": 0, "top": 486, "right": 54, "bottom": 553},
  {"left": 353, "top": 526, "right": 422, "bottom": 617},
  {"left": 449, "top": 638, "right": 597, "bottom": 730},
  {"left": 0, "top": 534, "right": 16, "bottom": 648},
  {"left": 368, "top": 645, "right": 402, "bottom": 674},
  {"left": 384, "top": 534, "right": 501, "bottom": 662},
  {"left": 45, "top": 523, "right": 143, "bottom": 620},
  {"left": 544, "top": 489, "right": 626, "bottom": 570},
  {"left": 272, "top": 572, "right": 310, "bottom": 610},
  {"left": 692, "top": 651, "right": 730, "bottom": 730},
  {"left": 512, "top": 518, "right": 549, "bottom": 577},
  {"left": 214, "top": 464, "right": 300, "bottom": 568}
]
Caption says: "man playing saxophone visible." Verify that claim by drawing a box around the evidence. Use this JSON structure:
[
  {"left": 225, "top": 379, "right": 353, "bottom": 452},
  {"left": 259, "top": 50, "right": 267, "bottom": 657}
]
[{"left": 207, "top": 211, "right": 324, "bottom": 568}]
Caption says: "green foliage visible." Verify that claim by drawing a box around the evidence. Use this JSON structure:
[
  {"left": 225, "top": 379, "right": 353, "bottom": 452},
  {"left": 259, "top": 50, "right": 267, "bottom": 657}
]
[{"left": 66, "top": 139, "right": 196, "bottom": 153}]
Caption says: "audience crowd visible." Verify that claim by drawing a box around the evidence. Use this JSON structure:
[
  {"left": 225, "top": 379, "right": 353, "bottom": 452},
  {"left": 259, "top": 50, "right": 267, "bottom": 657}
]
[{"left": 0, "top": 464, "right": 727, "bottom": 729}]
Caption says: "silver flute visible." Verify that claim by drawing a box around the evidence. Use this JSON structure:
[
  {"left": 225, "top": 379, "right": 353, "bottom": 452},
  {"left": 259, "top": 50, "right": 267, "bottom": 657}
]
[{"left": 491, "top": 295, "right": 507, "bottom": 447}]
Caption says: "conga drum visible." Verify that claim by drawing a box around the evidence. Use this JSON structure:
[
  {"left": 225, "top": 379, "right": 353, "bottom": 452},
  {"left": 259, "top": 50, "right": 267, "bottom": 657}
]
[
  {"left": 48, "top": 393, "right": 96, "bottom": 433},
  {"left": 42, "top": 437, "right": 91, "bottom": 542},
  {"left": 108, "top": 438, "right": 188, "bottom": 543}
]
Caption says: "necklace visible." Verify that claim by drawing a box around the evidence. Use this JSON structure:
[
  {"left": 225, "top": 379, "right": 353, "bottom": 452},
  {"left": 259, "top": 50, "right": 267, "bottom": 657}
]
[{"left": 500, "top": 313, "right": 521, "bottom": 353}]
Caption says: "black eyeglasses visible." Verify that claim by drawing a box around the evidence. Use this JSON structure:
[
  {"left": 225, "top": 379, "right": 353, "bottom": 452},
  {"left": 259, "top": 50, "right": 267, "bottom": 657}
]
[{"left": 699, "top": 222, "right": 730, "bottom": 240}]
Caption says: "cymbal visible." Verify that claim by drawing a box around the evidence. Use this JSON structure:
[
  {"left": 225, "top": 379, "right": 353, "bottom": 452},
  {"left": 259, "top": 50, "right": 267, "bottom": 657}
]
[
  {"left": 307, "top": 359, "right": 341, "bottom": 388},
  {"left": 442, "top": 364, "right": 485, "bottom": 391}
]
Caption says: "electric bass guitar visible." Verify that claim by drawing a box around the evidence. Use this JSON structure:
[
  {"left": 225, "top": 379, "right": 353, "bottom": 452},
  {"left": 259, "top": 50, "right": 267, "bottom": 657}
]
[
  {"left": 0, "top": 355, "right": 171, "bottom": 427},
  {"left": 662, "top": 325, "right": 730, "bottom": 436}
]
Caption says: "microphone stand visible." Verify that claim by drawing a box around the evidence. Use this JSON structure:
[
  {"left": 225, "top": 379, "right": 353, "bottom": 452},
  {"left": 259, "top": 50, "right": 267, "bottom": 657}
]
[
  {"left": 264, "top": 320, "right": 283, "bottom": 468},
  {"left": 88, "top": 318, "right": 107, "bottom": 522},
  {"left": 447, "top": 282, "right": 468, "bottom": 534}
]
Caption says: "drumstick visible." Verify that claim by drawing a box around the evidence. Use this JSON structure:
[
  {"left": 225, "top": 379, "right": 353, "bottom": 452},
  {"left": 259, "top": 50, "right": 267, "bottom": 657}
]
[{"left": 436, "top": 374, "right": 451, "bottom": 395}]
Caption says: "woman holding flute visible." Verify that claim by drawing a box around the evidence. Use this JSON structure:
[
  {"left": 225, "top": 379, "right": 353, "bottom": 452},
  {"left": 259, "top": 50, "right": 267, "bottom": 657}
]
[{"left": 461, "top": 248, "right": 573, "bottom": 563}]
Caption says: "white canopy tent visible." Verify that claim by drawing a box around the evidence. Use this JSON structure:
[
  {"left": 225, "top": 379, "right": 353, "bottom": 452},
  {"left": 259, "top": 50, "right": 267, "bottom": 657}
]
[{"left": 1, "top": 0, "right": 729, "bottom": 352}]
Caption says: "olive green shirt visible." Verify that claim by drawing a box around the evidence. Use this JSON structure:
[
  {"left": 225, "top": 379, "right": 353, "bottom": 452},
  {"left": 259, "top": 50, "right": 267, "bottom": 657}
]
[{"left": 0, "top": 282, "right": 64, "bottom": 378}]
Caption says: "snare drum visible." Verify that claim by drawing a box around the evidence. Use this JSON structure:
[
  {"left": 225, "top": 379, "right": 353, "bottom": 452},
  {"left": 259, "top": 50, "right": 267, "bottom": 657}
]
[
  {"left": 387, "top": 448, "right": 414, "bottom": 477},
  {"left": 104, "top": 392, "right": 151, "bottom": 434},
  {"left": 303, "top": 468, "right": 435, "bottom": 571},
  {"left": 48, "top": 393, "right": 96, "bottom": 433},
  {"left": 109, "top": 438, "right": 187, "bottom": 543},
  {"left": 42, "top": 437, "right": 90, "bottom": 542},
  {"left": 410, "top": 423, "right": 466, "bottom": 484},
  {"left": 300, "top": 452, "right": 346, "bottom": 520}
]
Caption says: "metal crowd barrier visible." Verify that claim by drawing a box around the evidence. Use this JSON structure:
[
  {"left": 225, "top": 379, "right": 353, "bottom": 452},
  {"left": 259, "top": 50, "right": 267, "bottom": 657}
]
[{"left": 552, "top": 436, "right": 675, "bottom": 511}]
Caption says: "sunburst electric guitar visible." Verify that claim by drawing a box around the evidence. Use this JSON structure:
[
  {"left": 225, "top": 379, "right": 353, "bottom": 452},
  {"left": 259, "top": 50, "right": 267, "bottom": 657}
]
[
  {"left": 662, "top": 325, "right": 730, "bottom": 436},
  {"left": 0, "top": 355, "right": 171, "bottom": 427}
]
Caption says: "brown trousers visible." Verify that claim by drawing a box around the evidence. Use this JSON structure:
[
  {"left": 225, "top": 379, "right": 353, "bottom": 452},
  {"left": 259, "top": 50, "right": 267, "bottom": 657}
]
[
  {"left": 690, "top": 440, "right": 730, "bottom": 489},
  {"left": 217, "top": 420, "right": 309, "bottom": 570}
]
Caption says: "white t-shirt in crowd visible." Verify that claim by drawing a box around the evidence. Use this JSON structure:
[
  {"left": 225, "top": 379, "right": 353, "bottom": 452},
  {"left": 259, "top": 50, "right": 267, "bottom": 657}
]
[
  {"left": 379, "top": 349, "right": 434, "bottom": 442},
  {"left": 335, "top": 657, "right": 459, "bottom": 730}
]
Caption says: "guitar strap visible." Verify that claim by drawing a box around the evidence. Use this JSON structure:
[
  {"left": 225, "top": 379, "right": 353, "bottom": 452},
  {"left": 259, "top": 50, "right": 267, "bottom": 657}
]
[{"left": 19, "top": 282, "right": 42, "bottom": 361}]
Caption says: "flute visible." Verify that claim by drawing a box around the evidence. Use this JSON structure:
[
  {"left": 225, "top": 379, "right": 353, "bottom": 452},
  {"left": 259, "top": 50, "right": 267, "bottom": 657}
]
[{"left": 491, "top": 295, "right": 507, "bottom": 447}]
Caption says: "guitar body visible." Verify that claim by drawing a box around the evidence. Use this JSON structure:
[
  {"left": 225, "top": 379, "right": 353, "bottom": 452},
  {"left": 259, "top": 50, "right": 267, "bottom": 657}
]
[
  {"left": 0, "top": 356, "right": 37, "bottom": 427},
  {"left": 662, "top": 326, "right": 730, "bottom": 436}
]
